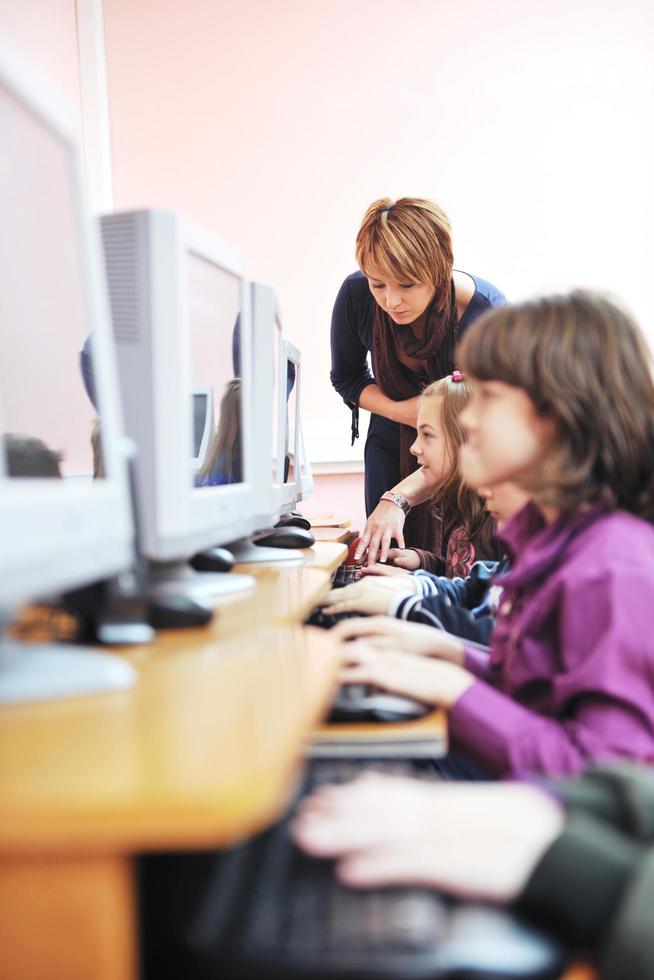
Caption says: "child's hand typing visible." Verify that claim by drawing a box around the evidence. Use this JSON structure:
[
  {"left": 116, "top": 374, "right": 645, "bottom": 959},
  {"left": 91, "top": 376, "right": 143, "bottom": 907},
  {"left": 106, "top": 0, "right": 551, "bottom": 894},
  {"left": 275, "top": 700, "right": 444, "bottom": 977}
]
[
  {"left": 340, "top": 641, "right": 475, "bottom": 709},
  {"left": 331, "top": 616, "right": 465, "bottom": 665},
  {"left": 320, "top": 577, "right": 419, "bottom": 616},
  {"left": 292, "top": 773, "right": 564, "bottom": 901},
  {"left": 386, "top": 548, "right": 421, "bottom": 570},
  {"left": 360, "top": 562, "right": 411, "bottom": 578}
]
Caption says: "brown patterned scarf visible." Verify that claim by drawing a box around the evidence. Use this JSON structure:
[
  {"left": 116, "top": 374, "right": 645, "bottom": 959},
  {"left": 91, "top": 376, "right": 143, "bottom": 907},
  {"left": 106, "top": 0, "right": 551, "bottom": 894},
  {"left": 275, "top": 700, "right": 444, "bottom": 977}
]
[{"left": 371, "top": 281, "right": 459, "bottom": 552}]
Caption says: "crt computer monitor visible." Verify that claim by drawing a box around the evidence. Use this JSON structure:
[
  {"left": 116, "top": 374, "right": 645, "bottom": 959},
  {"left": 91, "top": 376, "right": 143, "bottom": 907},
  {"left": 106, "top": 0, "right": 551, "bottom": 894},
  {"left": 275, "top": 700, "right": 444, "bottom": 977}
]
[
  {"left": 0, "top": 34, "right": 135, "bottom": 703},
  {"left": 278, "top": 337, "right": 301, "bottom": 515},
  {"left": 99, "top": 209, "right": 257, "bottom": 598},
  {"left": 227, "top": 283, "right": 310, "bottom": 564},
  {"left": 296, "top": 415, "right": 314, "bottom": 503}
]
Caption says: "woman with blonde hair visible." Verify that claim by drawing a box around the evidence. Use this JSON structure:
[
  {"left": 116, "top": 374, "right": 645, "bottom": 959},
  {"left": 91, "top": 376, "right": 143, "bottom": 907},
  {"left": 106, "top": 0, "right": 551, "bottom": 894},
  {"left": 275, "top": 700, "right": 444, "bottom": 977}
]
[{"left": 330, "top": 197, "right": 505, "bottom": 561}]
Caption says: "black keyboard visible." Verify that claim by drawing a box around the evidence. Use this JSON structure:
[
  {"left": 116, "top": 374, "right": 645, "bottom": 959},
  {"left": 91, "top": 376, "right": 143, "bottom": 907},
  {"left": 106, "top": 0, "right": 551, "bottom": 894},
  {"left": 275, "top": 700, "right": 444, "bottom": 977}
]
[
  {"left": 331, "top": 562, "right": 364, "bottom": 588},
  {"left": 139, "top": 758, "right": 565, "bottom": 980},
  {"left": 305, "top": 607, "right": 363, "bottom": 629}
]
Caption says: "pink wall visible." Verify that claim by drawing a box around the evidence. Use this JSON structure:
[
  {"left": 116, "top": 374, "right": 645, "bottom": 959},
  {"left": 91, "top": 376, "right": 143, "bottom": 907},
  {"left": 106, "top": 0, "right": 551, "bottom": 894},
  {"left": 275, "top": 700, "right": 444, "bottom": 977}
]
[
  {"left": 5, "top": 2, "right": 654, "bottom": 524},
  {"left": 298, "top": 472, "right": 366, "bottom": 537},
  {"left": 101, "top": 0, "right": 654, "bottom": 524},
  {"left": 0, "top": 0, "right": 81, "bottom": 130}
]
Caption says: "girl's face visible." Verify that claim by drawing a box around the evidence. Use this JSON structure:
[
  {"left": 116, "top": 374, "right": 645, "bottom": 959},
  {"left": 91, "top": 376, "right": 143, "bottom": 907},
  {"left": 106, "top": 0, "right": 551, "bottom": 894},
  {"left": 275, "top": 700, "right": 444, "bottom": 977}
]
[
  {"left": 410, "top": 396, "right": 450, "bottom": 486},
  {"left": 365, "top": 263, "right": 435, "bottom": 325},
  {"left": 459, "top": 381, "right": 557, "bottom": 492}
]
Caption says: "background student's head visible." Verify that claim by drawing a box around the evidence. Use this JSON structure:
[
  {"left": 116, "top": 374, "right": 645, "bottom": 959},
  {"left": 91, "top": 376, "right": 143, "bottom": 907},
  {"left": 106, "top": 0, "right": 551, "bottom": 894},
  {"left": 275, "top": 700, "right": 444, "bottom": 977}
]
[
  {"left": 355, "top": 197, "right": 453, "bottom": 324},
  {"left": 414, "top": 372, "right": 493, "bottom": 549},
  {"left": 4, "top": 433, "right": 63, "bottom": 478},
  {"left": 458, "top": 290, "right": 654, "bottom": 522},
  {"left": 412, "top": 373, "right": 471, "bottom": 490}
]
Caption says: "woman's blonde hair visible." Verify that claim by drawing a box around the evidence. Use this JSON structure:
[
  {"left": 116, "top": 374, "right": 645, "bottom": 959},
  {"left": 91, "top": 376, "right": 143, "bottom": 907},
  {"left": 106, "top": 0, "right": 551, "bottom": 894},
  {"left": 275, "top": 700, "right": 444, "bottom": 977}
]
[
  {"left": 458, "top": 290, "right": 654, "bottom": 521},
  {"left": 420, "top": 375, "right": 494, "bottom": 553},
  {"left": 355, "top": 197, "right": 453, "bottom": 304}
]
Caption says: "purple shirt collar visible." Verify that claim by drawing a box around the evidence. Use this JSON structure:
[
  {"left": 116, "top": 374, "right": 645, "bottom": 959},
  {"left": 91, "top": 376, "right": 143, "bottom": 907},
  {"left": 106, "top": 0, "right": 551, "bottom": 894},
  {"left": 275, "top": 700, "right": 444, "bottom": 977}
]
[{"left": 498, "top": 500, "right": 606, "bottom": 590}]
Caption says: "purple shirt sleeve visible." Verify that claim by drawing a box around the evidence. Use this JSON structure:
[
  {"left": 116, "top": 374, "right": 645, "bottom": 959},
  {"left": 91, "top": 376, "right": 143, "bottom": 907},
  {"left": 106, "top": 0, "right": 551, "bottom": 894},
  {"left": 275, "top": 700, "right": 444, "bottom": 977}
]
[
  {"left": 462, "top": 645, "right": 493, "bottom": 681},
  {"left": 451, "top": 568, "right": 654, "bottom": 777}
]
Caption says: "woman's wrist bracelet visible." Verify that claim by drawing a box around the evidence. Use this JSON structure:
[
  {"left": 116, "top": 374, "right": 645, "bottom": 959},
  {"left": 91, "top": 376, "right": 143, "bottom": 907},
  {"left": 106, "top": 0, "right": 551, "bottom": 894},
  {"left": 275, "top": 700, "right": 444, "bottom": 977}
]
[{"left": 380, "top": 491, "right": 412, "bottom": 515}]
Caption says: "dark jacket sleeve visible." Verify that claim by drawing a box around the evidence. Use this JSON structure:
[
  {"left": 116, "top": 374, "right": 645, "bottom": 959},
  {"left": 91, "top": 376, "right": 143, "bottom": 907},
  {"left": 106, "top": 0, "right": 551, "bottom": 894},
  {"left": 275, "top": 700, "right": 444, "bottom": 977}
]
[
  {"left": 411, "top": 548, "right": 445, "bottom": 575},
  {"left": 411, "top": 561, "right": 500, "bottom": 605},
  {"left": 392, "top": 590, "right": 496, "bottom": 644},
  {"left": 517, "top": 763, "right": 654, "bottom": 979},
  {"left": 329, "top": 275, "right": 375, "bottom": 408}
]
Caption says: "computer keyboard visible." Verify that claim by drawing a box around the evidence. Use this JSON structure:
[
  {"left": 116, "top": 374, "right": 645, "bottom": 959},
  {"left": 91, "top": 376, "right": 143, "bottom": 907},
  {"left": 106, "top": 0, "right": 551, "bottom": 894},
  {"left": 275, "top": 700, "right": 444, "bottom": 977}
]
[
  {"left": 328, "top": 684, "right": 431, "bottom": 723},
  {"left": 331, "top": 561, "right": 364, "bottom": 588},
  {"left": 139, "top": 758, "right": 565, "bottom": 980},
  {"left": 305, "top": 607, "right": 363, "bottom": 629}
]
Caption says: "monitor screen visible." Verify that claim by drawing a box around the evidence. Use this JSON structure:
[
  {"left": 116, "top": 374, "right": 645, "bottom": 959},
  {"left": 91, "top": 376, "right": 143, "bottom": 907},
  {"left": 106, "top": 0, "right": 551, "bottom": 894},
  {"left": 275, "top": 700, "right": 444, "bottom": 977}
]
[
  {"left": 276, "top": 337, "right": 300, "bottom": 513},
  {"left": 191, "top": 387, "right": 214, "bottom": 470},
  {"left": 0, "top": 34, "right": 132, "bottom": 638},
  {"left": 0, "top": 79, "right": 101, "bottom": 484},
  {"left": 100, "top": 208, "right": 256, "bottom": 562},
  {"left": 284, "top": 354, "right": 298, "bottom": 486},
  {"left": 272, "top": 315, "right": 282, "bottom": 485},
  {"left": 0, "top": 39, "right": 135, "bottom": 703},
  {"left": 188, "top": 251, "right": 243, "bottom": 489}
]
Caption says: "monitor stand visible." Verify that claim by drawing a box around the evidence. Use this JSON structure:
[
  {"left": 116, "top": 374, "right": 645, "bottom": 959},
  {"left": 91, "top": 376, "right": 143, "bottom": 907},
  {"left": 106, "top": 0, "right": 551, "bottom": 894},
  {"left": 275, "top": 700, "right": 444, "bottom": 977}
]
[
  {"left": 146, "top": 560, "right": 256, "bottom": 603},
  {"left": 0, "top": 629, "right": 136, "bottom": 706},
  {"left": 227, "top": 538, "right": 305, "bottom": 564}
]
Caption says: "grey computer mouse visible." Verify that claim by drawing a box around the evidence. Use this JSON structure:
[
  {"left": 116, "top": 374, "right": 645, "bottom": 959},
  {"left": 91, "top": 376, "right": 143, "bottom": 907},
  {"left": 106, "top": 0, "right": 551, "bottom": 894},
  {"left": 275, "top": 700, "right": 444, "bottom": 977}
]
[
  {"left": 190, "top": 547, "right": 235, "bottom": 573},
  {"left": 328, "top": 684, "right": 430, "bottom": 723},
  {"left": 254, "top": 526, "right": 315, "bottom": 549},
  {"left": 275, "top": 514, "right": 312, "bottom": 531}
]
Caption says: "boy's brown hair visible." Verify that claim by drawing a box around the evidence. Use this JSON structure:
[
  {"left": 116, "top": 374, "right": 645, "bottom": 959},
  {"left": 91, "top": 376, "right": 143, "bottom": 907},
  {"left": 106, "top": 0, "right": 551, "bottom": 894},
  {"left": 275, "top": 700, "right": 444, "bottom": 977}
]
[{"left": 458, "top": 290, "right": 654, "bottom": 521}]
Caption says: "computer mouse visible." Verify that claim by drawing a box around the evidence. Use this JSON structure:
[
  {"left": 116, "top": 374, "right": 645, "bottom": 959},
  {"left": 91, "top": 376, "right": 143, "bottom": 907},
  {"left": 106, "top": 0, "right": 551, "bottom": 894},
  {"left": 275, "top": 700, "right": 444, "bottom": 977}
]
[
  {"left": 189, "top": 547, "right": 235, "bottom": 573},
  {"left": 327, "top": 684, "right": 430, "bottom": 723},
  {"left": 147, "top": 594, "right": 214, "bottom": 629},
  {"left": 275, "top": 515, "right": 312, "bottom": 531},
  {"left": 254, "top": 526, "right": 315, "bottom": 549}
]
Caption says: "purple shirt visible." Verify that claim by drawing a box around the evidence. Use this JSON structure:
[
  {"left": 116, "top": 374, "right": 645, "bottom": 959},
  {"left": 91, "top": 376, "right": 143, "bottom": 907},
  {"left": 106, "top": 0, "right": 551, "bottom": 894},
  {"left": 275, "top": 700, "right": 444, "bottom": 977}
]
[{"left": 450, "top": 502, "right": 654, "bottom": 777}]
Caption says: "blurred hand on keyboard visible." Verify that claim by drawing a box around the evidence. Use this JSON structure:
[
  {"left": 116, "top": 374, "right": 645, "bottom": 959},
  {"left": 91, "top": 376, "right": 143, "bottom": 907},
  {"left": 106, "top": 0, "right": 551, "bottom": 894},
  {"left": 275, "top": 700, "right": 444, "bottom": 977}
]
[
  {"left": 320, "top": 577, "right": 419, "bottom": 616},
  {"left": 384, "top": 548, "right": 422, "bottom": 570},
  {"left": 292, "top": 772, "right": 564, "bottom": 902},
  {"left": 339, "top": 641, "right": 475, "bottom": 709},
  {"left": 360, "top": 562, "right": 412, "bottom": 578},
  {"left": 331, "top": 616, "right": 466, "bottom": 665}
]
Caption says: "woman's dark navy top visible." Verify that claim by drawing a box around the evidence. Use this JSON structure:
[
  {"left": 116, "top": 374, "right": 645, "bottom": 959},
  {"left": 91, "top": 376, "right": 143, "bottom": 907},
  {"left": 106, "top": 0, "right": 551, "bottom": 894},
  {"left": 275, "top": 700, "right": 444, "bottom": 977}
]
[
  {"left": 330, "top": 270, "right": 507, "bottom": 411},
  {"left": 330, "top": 270, "right": 507, "bottom": 516}
]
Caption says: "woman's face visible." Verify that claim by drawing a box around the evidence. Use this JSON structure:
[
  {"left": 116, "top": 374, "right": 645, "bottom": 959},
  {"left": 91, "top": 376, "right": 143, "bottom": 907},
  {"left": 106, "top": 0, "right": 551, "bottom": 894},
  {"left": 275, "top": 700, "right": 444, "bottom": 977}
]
[
  {"left": 459, "top": 381, "right": 557, "bottom": 492},
  {"left": 365, "top": 263, "right": 435, "bottom": 325},
  {"left": 410, "top": 395, "right": 450, "bottom": 486}
]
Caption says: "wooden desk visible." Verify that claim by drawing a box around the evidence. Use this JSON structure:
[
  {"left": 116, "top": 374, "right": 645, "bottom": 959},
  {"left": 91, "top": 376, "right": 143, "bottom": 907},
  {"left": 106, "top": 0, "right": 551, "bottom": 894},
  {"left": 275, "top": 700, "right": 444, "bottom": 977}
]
[
  {"left": 310, "top": 525, "right": 354, "bottom": 544},
  {"left": 0, "top": 555, "right": 344, "bottom": 980},
  {"left": 233, "top": 539, "right": 347, "bottom": 578}
]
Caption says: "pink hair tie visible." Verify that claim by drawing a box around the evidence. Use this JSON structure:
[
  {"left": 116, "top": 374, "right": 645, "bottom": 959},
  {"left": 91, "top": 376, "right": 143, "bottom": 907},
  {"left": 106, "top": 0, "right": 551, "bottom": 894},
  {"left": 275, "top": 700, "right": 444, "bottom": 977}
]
[{"left": 452, "top": 370, "right": 463, "bottom": 383}]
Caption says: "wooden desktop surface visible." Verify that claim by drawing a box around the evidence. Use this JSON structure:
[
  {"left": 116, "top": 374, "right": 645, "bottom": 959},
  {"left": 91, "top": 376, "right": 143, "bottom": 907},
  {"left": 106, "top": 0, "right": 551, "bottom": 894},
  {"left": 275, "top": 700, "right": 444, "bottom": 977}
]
[
  {"left": 0, "top": 536, "right": 596, "bottom": 980},
  {"left": 0, "top": 542, "right": 347, "bottom": 980},
  {"left": 310, "top": 524, "right": 354, "bottom": 544}
]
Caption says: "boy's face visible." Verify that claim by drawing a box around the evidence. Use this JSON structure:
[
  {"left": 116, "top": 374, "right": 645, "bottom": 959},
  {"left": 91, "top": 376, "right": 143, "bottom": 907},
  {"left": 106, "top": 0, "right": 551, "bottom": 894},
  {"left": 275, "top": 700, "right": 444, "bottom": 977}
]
[
  {"left": 459, "top": 381, "right": 556, "bottom": 493},
  {"left": 481, "top": 482, "right": 531, "bottom": 529}
]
